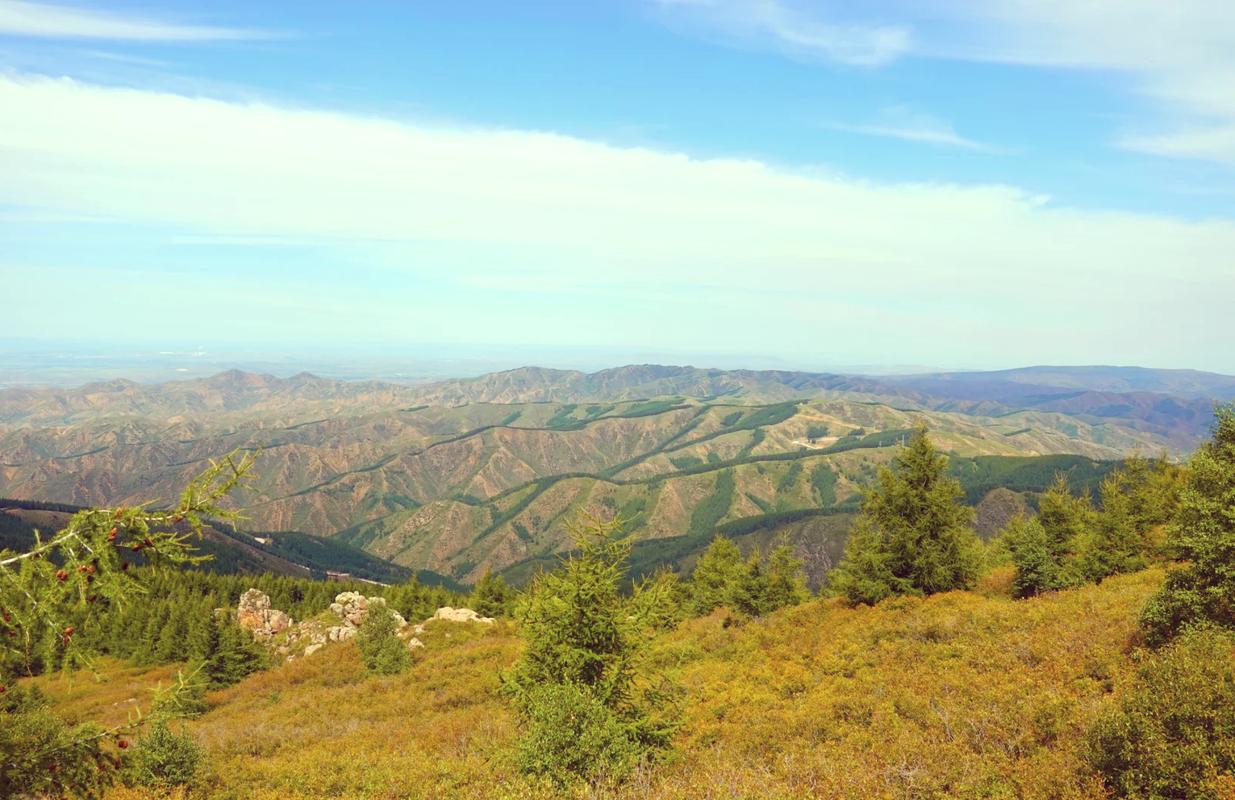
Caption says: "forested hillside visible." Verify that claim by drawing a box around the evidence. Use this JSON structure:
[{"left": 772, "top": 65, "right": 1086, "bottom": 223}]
[{"left": 1, "top": 364, "right": 1202, "bottom": 582}]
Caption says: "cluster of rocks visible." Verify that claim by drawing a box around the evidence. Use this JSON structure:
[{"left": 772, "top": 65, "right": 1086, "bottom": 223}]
[
  {"left": 235, "top": 589, "right": 493, "bottom": 662},
  {"left": 235, "top": 588, "right": 293, "bottom": 640}
]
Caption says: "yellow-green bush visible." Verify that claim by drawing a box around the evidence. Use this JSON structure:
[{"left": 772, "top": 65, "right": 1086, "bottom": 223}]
[{"left": 1087, "top": 626, "right": 1235, "bottom": 799}]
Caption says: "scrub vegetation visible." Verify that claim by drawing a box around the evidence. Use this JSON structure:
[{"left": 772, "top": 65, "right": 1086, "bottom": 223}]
[{"left": 4, "top": 409, "right": 1234, "bottom": 799}]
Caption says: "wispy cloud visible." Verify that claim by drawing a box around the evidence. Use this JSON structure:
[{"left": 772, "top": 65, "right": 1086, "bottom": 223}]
[
  {"left": 0, "top": 74, "right": 1232, "bottom": 365},
  {"left": 827, "top": 107, "right": 1004, "bottom": 153},
  {"left": 0, "top": 1, "right": 270, "bottom": 42},
  {"left": 650, "top": 0, "right": 1235, "bottom": 167},
  {"left": 925, "top": 1, "right": 1235, "bottom": 168},
  {"left": 649, "top": 0, "right": 910, "bottom": 67},
  {"left": 1119, "top": 125, "right": 1235, "bottom": 168}
]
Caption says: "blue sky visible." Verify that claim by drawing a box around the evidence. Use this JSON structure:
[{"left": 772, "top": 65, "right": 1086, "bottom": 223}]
[{"left": 1, "top": 1, "right": 1234, "bottom": 374}]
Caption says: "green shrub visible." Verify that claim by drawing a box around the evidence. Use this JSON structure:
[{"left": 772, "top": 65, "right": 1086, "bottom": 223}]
[
  {"left": 1087, "top": 627, "right": 1235, "bottom": 799},
  {"left": 0, "top": 685, "right": 109, "bottom": 799},
  {"left": 128, "top": 719, "right": 206, "bottom": 789},
  {"left": 514, "top": 682, "right": 643, "bottom": 784},
  {"left": 355, "top": 605, "right": 411, "bottom": 676}
]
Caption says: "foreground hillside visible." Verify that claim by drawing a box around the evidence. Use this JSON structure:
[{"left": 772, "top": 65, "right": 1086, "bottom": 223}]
[{"left": 43, "top": 570, "right": 1162, "bottom": 799}]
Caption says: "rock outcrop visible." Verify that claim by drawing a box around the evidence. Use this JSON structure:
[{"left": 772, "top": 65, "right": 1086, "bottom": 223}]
[
  {"left": 431, "top": 606, "right": 495, "bottom": 624},
  {"left": 235, "top": 588, "right": 293, "bottom": 640},
  {"left": 411, "top": 606, "right": 495, "bottom": 635},
  {"left": 237, "top": 591, "right": 489, "bottom": 661}
]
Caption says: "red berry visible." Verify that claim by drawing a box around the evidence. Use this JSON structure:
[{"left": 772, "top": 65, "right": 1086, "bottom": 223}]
[
  {"left": 0, "top": 685, "right": 6, "bottom": 694},
  {"left": 117, "top": 740, "right": 128, "bottom": 750},
  {"left": 55, "top": 570, "right": 68, "bottom": 582}
]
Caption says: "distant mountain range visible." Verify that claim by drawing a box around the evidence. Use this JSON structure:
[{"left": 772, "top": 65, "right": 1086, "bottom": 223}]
[{"left": 0, "top": 363, "right": 1229, "bottom": 584}]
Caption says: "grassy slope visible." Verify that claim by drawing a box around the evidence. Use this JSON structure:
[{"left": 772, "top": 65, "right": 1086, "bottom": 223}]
[{"left": 43, "top": 570, "right": 1162, "bottom": 800}]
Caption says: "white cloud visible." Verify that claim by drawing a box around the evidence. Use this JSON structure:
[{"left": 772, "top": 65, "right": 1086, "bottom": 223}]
[
  {"left": 0, "top": 0, "right": 267, "bottom": 41},
  {"left": 827, "top": 106, "right": 1002, "bottom": 152},
  {"left": 0, "top": 74, "right": 1232, "bottom": 365},
  {"left": 1119, "top": 125, "right": 1235, "bottom": 167},
  {"left": 649, "top": 0, "right": 910, "bottom": 66}
]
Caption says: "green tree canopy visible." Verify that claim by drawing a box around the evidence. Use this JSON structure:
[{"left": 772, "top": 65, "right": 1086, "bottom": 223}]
[
  {"left": 830, "top": 426, "right": 981, "bottom": 605},
  {"left": 1141, "top": 405, "right": 1235, "bottom": 646},
  {"left": 470, "top": 568, "right": 515, "bottom": 618},
  {"left": 503, "top": 516, "right": 677, "bottom": 784},
  {"left": 355, "top": 604, "right": 411, "bottom": 676}
]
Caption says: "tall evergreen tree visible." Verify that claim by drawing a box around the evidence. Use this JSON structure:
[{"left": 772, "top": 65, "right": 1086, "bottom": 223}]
[
  {"left": 999, "top": 515, "right": 1059, "bottom": 598},
  {"left": 763, "top": 541, "right": 809, "bottom": 611},
  {"left": 1036, "top": 473, "right": 1093, "bottom": 564},
  {"left": 1141, "top": 406, "right": 1235, "bottom": 646},
  {"left": 687, "top": 536, "right": 745, "bottom": 615},
  {"left": 503, "top": 516, "right": 677, "bottom": 784},
  {"left": 830, "top": 426, "right": 981, "bottom": 605},
  {"left": 470, "top": 568, "right": 515, "bottom": 618},
  {"left": 200, "top": 616, "right": 265, "bottom": 689}
]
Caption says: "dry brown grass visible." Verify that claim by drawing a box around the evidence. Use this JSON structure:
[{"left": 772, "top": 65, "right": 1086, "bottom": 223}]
[{"left": 39, "top": 571, "right": 1163, "bottom": 799}]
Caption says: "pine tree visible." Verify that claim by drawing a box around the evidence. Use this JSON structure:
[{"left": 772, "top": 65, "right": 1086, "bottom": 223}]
[
  {"left": 133, "top": 607, "right": 167, "bottom": 666},
  {"left": 1141, "top": 405, "right": 1235, "bottom": 646},
  {"left": 1037, "top": 474, "right": 1093, "bottom": 562},
  {"left": 763, "top": 542, "right": 809, "bottom": 610},
  {"left": 830, "top": 426, "right": 981, "bottom": 605},
  {"left": 355, "top": 606, "right": 410, "bottom": 676},
  {"left": 503, "top": 516, "right": 677, "bottom": 784},
  {"left": 731, "top": 553, "right": 769, "bottom": 616},
  {"left": 999, "top": 515, "right": 1059, "bottom": 598},
  {"left": 470, "top": 568, "right": 515, "bottom": 618},
  {"left": 201, "top": 616, "right": 265, "bottom": 689},
  {"left": 687, "top": 536, "right": 745, "bottom": 615}
]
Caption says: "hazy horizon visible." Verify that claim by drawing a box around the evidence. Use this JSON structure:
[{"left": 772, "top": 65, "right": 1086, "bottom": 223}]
[{"left": 3, "top": 337, "right": 1234, "bottom": 389}]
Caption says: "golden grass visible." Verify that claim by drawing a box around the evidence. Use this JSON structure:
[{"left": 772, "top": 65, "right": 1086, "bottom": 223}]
[
  {"left": 31, "top": 660, "right": 186, "bottom": 730},
  {"left": 41, "top": 571, "right": 1163, "bottom": 799}
]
